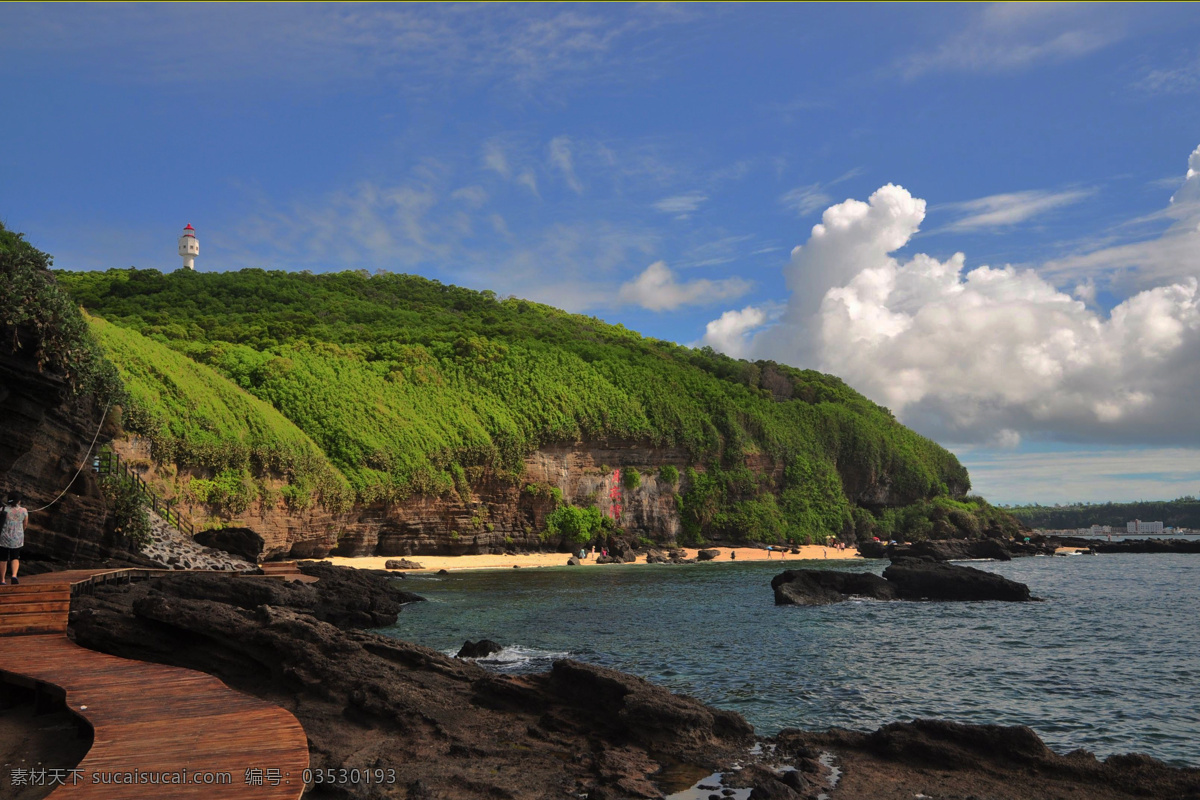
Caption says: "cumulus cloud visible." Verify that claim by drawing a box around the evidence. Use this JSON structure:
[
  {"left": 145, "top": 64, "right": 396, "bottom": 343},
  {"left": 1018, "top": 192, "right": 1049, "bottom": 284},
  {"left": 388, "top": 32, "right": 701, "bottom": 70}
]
[
  {"left": 698, "top": 305, "right": 775, "bottom": 358},
  {"left": 710, "top": 143, "right": 1200, "bottom": 447},
  {"left": 618, "top": 261, "right": 751, "bottom": 312}
]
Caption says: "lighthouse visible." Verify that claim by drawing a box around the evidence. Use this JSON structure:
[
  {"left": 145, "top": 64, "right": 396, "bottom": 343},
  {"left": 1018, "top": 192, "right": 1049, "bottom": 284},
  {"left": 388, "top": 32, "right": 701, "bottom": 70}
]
[{"left": 178, "top": 224, "right": 199, "bottom": 270}]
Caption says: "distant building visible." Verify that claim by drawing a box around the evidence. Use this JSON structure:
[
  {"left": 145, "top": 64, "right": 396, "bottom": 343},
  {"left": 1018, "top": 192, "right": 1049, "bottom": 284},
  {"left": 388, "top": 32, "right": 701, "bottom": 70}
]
[
  {"left": 1089, "top": 525, "right": 1111, "bottom": 535},
  {"left": 178, "top": 223, "right": 198, "bottom": 270},
  {"left": 1127, "top": 520, "right": 1164, "bottom": 534}
]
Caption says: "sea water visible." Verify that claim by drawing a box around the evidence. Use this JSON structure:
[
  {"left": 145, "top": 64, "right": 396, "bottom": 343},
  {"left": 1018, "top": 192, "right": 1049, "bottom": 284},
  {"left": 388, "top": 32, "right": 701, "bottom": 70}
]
[{"left": 383, "top": 554, "right": 1200, "bottom": 766}]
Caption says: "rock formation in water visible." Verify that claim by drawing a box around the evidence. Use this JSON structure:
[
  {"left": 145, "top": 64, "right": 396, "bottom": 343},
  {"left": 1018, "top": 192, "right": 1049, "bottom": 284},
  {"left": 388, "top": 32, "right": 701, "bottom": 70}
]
[{"left": 772, "top": 561, "right": 1033, "bottom": 605}]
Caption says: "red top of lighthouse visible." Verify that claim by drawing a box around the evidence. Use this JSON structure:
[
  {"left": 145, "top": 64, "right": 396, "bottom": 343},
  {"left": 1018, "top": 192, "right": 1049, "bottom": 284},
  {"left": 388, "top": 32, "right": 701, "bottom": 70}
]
[
  {"left": 182, "top": 223, "right": 196, "bottom": 238},
  {"left": 184, "top": 224, "right": 194, "bottom": 230}
]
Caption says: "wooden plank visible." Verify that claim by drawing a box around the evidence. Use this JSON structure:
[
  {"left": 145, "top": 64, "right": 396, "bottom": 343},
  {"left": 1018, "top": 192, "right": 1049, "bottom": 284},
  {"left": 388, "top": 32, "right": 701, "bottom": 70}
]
[
  {"left": 0, "top": 570, "right": 310, "bottom": 799},
  {"left": 0, "top": 583, "right": 73, "bottom": 595},
  {"left": 0, "top": 601, "right": 70, "bottom": 613}
]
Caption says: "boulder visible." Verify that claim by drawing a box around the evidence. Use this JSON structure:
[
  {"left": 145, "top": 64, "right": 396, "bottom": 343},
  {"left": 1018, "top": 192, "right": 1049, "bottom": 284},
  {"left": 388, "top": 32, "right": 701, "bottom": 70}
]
[
  {"left": 646, "top": 550, "right": 670, "bottom": 564},
  {"left": 595, "top": 555, "right": 617, "bottom": 564},
  {"left": 457, "top": 639, "right": 504, "bottom": 659},
  {"left": 194, "top": 527, "right": 265, "bottom": 561},
  {"left": 771, "top": 569, "right": 897, "bottom": 606},
  {"left": 883, "top": 560, "right": 1033, "bottom": 602},
  {"left": 567, "top": 556, "right": 582, "bottom": 566},
  {"left": 697, "top": 549, "right": 720, "bottom": 561},
  {"left": 384, "top": 558, "right": 424, "bottom": 570}
]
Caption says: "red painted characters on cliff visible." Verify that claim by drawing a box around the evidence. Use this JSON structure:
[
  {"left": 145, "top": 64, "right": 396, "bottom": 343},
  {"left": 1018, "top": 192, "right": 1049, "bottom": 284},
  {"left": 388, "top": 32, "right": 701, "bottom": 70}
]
[{"left": 608, "top": 469, "right": 622, "bottom": 521}]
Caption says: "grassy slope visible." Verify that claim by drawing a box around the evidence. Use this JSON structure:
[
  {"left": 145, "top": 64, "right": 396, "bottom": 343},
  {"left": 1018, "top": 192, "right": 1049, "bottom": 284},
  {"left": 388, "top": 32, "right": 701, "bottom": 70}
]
[
  {"left": 61, "top": 267, "right": 973, "bottom": 543},
  {"left": 90, "top": 315, "right": 347, "bottom": 510}
]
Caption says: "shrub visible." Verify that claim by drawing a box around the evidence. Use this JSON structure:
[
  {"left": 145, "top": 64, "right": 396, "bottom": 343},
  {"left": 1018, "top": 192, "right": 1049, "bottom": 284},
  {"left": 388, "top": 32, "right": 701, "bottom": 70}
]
[
  {"left": 659, "top": 464, "right": 679, "bottom": 488},
  {"left": 545, "top": 504, "right": 604, "bottom": 546},
  {"left": 622, "top": 468, "right": 641, "bottom": 491},
  {"left": 100, "top": 474, "right": 152, "bottom": 550}
]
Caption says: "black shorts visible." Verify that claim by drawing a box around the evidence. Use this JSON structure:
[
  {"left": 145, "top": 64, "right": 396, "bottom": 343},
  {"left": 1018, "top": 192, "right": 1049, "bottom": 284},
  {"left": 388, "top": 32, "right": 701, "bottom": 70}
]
[{"left": 1, "top": 547, "right": 20, "bottom": 561}]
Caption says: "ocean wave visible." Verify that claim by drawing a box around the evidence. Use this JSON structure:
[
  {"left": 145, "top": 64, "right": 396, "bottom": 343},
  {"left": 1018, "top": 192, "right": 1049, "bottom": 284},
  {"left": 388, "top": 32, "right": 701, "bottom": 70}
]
[{"left": 447, "top": 644, "right": 572, "bottom": 672}]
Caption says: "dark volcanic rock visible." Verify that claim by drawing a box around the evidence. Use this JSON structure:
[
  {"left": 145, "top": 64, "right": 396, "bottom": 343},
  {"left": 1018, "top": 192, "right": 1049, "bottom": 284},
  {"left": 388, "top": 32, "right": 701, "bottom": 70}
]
[
  {"left": 771, "top": 569, "right": 897, "bottom": 606},
  {"left": 888, "top": 538, "right": 1013, "bottom": 561},
  {"left": 384, "top": 558, "right": 424, "bottom": 569},
  {"left": 697, "top": 548, "right": 720, "bottom": 561},
  {"left": 883, "top": 560, "right": 1033, "bottom": 601},
  {"left": 194, "top": 527, "right": 264, "bottom": 561},
  {"left": 863, "top": 536, "right": 1059, "bottom": 562},
  {"left": 777, "top": 719, "right": 1200, "bottom": 800},
  {"left": 456, "top": 639, "right": 503, "bottom": 659},
  {"left": 69, "top": 563, "right": 753, "bottom": 800}
]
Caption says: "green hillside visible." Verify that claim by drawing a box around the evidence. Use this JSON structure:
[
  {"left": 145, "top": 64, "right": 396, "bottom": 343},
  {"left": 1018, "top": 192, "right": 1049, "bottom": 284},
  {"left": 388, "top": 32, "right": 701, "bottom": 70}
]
[
  {"left": 59, "top": 266, "right": 976, "bottom": 544},
  {"left": 88, "top": 315, "right": 347, "bottom": 512}
]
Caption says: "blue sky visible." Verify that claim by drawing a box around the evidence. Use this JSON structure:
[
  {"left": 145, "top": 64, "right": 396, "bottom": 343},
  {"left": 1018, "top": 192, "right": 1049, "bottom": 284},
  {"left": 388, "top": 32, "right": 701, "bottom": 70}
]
[{"left": 3, "top": 3, "right": 1200, "bottom": 505}]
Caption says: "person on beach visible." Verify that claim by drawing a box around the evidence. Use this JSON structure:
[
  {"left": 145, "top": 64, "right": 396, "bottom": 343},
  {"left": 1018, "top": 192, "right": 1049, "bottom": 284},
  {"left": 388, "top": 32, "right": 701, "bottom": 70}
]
[
  {"left": 0, "top": 494, "right": 28, "bottom": 586},
  {"left": 766, "top": 546, "right": 773, "bottom": 558}
]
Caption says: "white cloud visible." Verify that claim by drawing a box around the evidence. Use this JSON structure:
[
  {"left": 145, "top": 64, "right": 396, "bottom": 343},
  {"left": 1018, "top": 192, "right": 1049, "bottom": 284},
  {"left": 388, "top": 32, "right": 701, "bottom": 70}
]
[
  {"left": 482, "top": 143, "right": 511, "bottom": 178},
  {"left": 780, "top": 168, "right": 864, "bottom": 217},
  {"left": 698, "top": 305, "right": 775, "bottom": 359},
  {"left": 653, "top": 192, "right": 708, "bottom": 217},
  {"left": 705, "top": 143, "right": 1200, "bottom": 448},
  {"left": 548, "top": 136, "right": 583, "bottom": 194},
  {"left": 618, "top": 261, "right": 750, "bottom": 312},
  {"left": 937, "top": 188, "right": 1094, "bottom": 231},
  {"left": 0, "top": 4, "right": 694, "bottom": 91},
  {"left": 1039, "top": 145, "right": 1200, "bottom": 288},
  {"left": 517, "top": 170, "right": 540, "bottom": 197},
  {"left": 1134, "top": 54, "right": 1200, "bottom": 95},
  {"left": 900, "top": 4, "right": 1122, "bottom": 78},
  {"left": 780, "top": 184, "right": 832, "bottom": 217},
  {"left": 450, "top": 185, "right": 488, "bottom": 207}
]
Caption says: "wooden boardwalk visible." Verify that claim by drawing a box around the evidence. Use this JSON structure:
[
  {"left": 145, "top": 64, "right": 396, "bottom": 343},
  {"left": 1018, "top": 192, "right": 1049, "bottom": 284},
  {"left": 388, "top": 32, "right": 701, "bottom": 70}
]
[{"left": 0, "top": 568, "right": 309, "bottom": 798}]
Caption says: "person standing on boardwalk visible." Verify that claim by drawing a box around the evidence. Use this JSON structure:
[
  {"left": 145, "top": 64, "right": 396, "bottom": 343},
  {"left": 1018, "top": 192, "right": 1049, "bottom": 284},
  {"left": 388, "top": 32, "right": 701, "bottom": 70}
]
[{"left": 0, "top": 494, "right": 27, "bottom": 585}]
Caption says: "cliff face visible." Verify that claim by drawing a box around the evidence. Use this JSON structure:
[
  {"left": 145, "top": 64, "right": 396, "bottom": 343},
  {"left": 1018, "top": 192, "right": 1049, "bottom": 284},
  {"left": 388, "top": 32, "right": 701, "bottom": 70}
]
[
  {"left": 117, "top": 434, "right": 939, "bottom": 561},
  {"left": 118, "top": 437, "right": 693, "bottom": 559},
  {"left": 0, "top": 344, "right": 122, "bottom": 564}
]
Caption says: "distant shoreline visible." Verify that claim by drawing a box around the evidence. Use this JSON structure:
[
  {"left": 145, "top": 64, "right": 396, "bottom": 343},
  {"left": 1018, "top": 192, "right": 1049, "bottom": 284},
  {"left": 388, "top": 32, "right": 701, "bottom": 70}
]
[{"left": 325, "top": 544, "right": 861, "bottom": 573}]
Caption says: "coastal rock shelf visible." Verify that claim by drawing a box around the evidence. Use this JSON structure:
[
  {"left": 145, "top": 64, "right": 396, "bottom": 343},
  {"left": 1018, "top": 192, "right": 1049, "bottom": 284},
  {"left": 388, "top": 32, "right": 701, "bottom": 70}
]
[{"left": 68, "top": 563, "right": 754, "bottom": 800}]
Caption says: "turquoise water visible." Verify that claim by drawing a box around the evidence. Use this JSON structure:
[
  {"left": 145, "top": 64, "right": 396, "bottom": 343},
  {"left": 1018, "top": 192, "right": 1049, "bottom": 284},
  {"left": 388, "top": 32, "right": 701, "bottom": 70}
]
[{"left": 383, "top": 554, "right": 1200, "bottom": 766}]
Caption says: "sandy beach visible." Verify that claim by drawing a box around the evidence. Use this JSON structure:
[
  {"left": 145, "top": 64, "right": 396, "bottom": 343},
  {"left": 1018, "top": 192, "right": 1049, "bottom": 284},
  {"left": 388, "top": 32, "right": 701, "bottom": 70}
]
[{"left": 326, "top": 544, "right": 861, "bottom": 573}]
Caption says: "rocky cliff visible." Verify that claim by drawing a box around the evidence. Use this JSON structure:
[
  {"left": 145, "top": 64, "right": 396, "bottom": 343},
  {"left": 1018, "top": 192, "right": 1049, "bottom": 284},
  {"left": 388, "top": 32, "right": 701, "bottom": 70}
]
[
  {"left": 0, "top": 343, "right": 129, "bottom": 565},
  {"left": 116, "top": 437, "right": 696, "bottom": 559}
]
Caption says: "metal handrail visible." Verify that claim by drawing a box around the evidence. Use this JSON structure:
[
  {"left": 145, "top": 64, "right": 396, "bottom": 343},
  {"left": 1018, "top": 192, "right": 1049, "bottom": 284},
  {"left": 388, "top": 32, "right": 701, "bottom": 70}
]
[{"left": 95, "top": 450, "right": 195, "bottom": 538}]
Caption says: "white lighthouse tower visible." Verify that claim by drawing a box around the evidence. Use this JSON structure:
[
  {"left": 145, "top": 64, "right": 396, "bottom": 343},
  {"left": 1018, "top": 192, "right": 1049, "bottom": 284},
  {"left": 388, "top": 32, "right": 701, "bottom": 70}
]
[{"left": 178, "top": 224, "right": 199, "bottom": 270}]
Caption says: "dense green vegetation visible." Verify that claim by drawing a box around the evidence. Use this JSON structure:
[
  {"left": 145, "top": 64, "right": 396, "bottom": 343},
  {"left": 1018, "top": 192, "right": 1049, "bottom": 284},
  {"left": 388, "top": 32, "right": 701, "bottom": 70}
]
[
  {"left": 1008, "top": 498, "right": 1200, "bottom": 531},
  {"left": 0, "top": 222, "right": 119, "bottom": 400},
  {"left": 89, "top": 316, "right": 347, "bottom": 510},
  {"left": 58, "top": 266, "right": 974, "bottom": 543}
]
